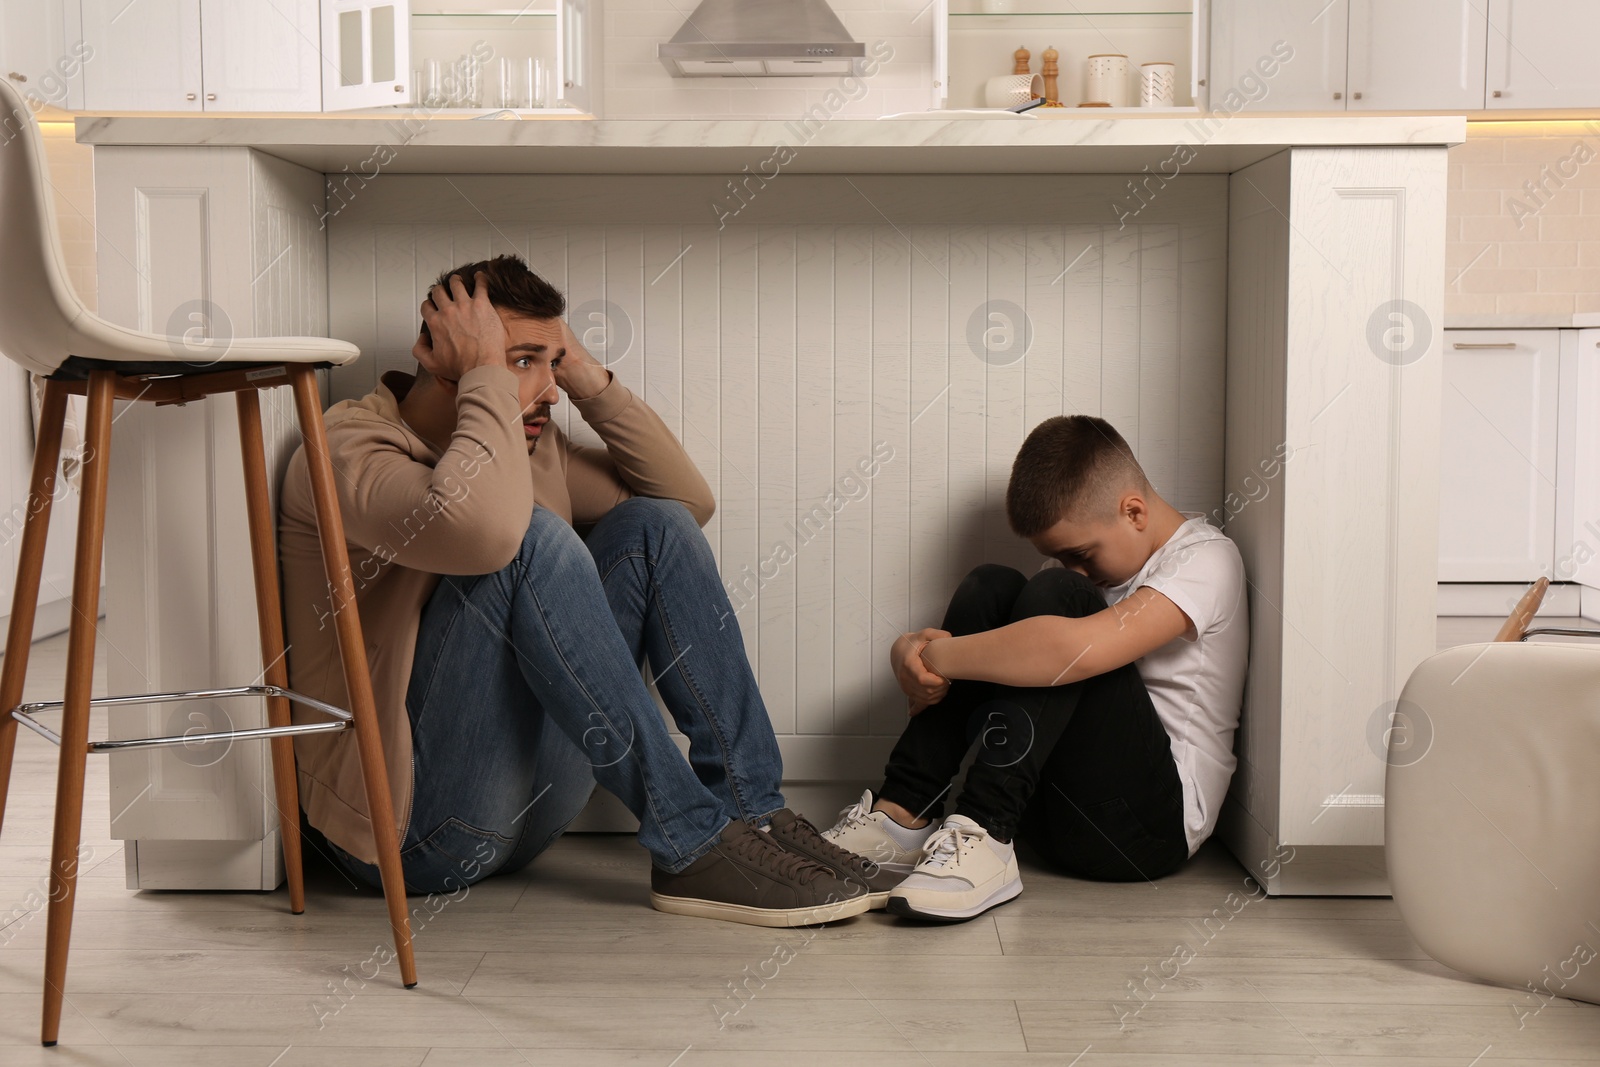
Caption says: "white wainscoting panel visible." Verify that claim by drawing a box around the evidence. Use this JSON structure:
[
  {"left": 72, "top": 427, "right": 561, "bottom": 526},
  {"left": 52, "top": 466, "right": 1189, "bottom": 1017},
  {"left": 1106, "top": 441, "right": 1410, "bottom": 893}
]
[{"left": 326, "top": 174, "right": 1228, "bottom": 790}]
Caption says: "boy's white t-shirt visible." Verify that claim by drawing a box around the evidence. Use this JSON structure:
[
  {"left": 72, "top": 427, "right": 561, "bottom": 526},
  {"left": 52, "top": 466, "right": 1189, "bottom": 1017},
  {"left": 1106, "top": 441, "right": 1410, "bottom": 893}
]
[{"left": 1047, "top": 513, "right": 1249, "bottom": 856}]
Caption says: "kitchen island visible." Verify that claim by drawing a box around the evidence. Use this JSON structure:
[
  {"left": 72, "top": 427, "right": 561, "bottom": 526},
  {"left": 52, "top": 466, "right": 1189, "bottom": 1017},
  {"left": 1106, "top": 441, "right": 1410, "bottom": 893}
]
[{"left": 77, "top": 111, "right": 1462, "bottom": 895}]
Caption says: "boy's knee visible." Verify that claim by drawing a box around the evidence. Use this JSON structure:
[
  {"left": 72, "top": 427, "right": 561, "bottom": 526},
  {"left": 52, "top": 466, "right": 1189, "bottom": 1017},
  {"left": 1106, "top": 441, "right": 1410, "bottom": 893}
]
[
  {"left": 955, "top": 563, "right": 1027, "bottom": 605},
  {"left": 1013, "top": 567, "right": 1104, "bottom": 621}
]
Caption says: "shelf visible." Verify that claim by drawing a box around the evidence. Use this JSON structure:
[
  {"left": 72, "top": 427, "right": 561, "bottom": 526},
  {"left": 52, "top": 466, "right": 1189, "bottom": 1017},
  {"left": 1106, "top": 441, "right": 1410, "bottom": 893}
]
[
  {"left": 412, "top": 12, "right": 555, "bottom": 22},
  {"left": 950, "top": 10, "right": 1189, "bottom": 16}
]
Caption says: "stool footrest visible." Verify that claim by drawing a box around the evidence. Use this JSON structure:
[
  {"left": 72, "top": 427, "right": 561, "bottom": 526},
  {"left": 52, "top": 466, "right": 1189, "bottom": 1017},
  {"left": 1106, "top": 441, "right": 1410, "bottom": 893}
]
[
  {"left": 9, "top": 685, "right": 351, "bottom": 753},
  {"left": 1521, "top": 628, "right": 1600, "bottom": 642}
]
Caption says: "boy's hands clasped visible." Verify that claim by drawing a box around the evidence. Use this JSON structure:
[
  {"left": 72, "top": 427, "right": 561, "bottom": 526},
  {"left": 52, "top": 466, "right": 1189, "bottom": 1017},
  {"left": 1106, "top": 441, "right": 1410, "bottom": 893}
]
[{"left": 893, "top": 628, "right": 953, "bottom": 716}]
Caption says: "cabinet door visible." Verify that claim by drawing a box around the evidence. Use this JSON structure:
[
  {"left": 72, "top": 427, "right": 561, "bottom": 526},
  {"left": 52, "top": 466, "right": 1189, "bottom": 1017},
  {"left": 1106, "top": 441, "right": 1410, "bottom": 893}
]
[
  {"left": 321, "top": 0, "right": 410, "bottom": 111},
  {"left": 556, "top": 0, "right": 601, "bottom": 114},
  {"left": 1487, "top": 0, "right": 1600, "bottom": 109},
  {"left": 1568, "top": 330, "right": 1600, "bottom": 588},
  {"left": 931, "top": 0, "right": 948, "bottom": 110},
  {"left": 200, "top": 0, "right": 321, "bottom": 111},
  {"left": 1209, "top": 0, "right": 1347, "bottom": 110},
  {"left": 1, "top": 1, "right": 83, "bottom": 111},
  {"left": 81, "top": 0, "right": 203, "bottom": 111},
  {"left": 1347, "top": 0, "right": 1487, "bottom": 109},
  {"left": 1438, "top": 330, "right": 1559, "bottom": 581}
]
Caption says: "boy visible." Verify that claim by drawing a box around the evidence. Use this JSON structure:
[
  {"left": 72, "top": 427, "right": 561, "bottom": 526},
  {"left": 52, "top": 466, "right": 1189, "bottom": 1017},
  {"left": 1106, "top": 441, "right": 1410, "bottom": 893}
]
[
  {"left": 280, "top": 254, "right": 886, "bottom": 927},
  {"left": 824, "top": 415, "right": 1249, "bottom": 920}
]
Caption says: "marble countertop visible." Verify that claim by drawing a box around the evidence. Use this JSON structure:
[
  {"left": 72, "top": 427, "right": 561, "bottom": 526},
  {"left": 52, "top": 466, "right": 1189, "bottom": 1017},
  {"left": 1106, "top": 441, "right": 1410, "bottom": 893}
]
[
  {"left": 74, "top": 112, "right": 1466, "bottom": 174},
  {"left": 1446, "top": 313, "right": 1600, "bottom": 330}
]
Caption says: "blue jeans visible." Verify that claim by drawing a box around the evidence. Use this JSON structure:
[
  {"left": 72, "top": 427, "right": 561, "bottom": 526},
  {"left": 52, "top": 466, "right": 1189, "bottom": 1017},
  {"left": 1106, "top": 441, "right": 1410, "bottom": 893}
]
[{"left": 311, "top": 497, "right": 787, "bottom": 893}]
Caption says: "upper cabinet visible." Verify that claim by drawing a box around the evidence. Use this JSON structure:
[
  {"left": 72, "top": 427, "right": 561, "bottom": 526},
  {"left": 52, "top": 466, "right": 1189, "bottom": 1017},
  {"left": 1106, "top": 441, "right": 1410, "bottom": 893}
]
[
  {"left": 1485, "top": 0, "right": 1600, "bottom": 110},
  {"left": 81, "top": 0, "right": 204, "bottom": 111},
  {"left": 1209, "top": 0, "right": 1347, "bottom": 110},
  {"left": 323, "top": 0, "right": 409, "bottom": 110},
  {"left": 79, "top": 0, "right": 602, "bottom": 115},
  {"left": 1214, "top": 0, "right": 1600, "bottom": 111},
  {"left": 1346, "top": 0, "right": 1487, "bottom": 111},
  {"left": 83, "top": 0, "right": 319, "bottom": 111}
]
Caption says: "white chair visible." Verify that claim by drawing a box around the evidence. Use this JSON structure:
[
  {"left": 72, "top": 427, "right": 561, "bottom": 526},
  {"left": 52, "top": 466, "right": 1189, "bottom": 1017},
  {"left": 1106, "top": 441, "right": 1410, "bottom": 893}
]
[
  {"left": 0, "top": 80, "right": 416, "bottom": 1045},
  {"left": 1385, "top": 578, "right": 1600, "bottom": 1007}
]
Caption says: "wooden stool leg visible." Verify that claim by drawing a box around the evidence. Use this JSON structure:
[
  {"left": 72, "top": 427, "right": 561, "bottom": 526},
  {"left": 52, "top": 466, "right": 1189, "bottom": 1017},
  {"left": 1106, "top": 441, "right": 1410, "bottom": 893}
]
[
  {"left": 0, "top": 379, "right": 69, "bottom": 837},
  {"left": 288, "top": 366, "right": 417, "bottom": 988},
  {"left": 236, "top": 389, "right": 307, "bottom": 915},
  {"left": 41, "top": 370, "right": 114, "bottom": 1046}
]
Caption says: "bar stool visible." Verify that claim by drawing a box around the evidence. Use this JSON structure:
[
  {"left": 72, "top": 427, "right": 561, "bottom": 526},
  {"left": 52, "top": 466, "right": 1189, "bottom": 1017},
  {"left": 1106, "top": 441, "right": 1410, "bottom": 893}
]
[{"left": 0, "top": 82, "right": 415, "bottom": 1044}]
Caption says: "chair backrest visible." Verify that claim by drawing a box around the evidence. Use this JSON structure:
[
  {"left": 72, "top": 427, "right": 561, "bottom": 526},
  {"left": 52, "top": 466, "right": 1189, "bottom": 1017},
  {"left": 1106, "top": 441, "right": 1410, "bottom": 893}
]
[
  {"left": 0, "top": 77, "right": 92, "bottom": 377},
  {"left": 1493, "top": 576, "right": 1549, "bottom": 643},
  {"left": 1386, "top": 640, "right": 1600, "bottom": 1006}
]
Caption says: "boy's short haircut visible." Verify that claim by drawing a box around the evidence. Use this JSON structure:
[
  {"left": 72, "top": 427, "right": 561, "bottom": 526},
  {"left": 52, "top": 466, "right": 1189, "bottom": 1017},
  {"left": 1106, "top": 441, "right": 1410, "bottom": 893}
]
[
  {"left": 1006, "top": 415, "right": 1151, "bottom": 536},
  {"left": 419, "top": 253, "right": 566, "bottom": 349}
]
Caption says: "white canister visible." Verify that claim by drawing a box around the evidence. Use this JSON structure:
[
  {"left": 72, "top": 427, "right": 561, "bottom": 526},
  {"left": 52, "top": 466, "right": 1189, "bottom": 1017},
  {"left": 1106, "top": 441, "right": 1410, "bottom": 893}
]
[
  {"left": 1084, "top": 53, "right": 1130, "bottom": 107},
  {"left": 1140, "top": 61, "right": 1176, "bottom": 107},
  {"left": 984, "top": 72, "right": 1045, "bottom": 108}
]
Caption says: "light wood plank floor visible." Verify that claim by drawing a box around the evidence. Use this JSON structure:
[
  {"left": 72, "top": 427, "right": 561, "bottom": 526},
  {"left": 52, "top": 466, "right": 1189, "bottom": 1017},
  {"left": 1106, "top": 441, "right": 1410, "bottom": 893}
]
[{"left": 2, "top": 624, "right": 1598, "bottom": 1065}]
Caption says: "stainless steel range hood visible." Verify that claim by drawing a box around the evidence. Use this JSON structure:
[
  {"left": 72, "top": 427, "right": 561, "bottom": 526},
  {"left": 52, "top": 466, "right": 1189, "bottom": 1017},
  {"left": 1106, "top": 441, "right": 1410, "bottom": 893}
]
[{"left": 658, "top": 0, "right": 866, "bottom": 77}]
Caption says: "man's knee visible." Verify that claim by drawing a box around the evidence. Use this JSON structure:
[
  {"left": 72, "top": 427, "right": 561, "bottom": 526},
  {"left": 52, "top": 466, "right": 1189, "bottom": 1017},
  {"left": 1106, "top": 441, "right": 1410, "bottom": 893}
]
[
  {"left": 608, "top": 495, "right": 696, "bottom": 533},
  {"left": 1012, "top": 567, "right": 1104, "bottom": 621},
  {"left": 517, "top": 504, "right": 587, "bottom": 560}
]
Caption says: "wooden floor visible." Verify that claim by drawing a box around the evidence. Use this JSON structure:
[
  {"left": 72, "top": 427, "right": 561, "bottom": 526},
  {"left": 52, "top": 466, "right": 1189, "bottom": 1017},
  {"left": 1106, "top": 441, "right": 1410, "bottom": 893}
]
[{"left": 3, "top": 625, "right": 1599, "bottom": 1065}]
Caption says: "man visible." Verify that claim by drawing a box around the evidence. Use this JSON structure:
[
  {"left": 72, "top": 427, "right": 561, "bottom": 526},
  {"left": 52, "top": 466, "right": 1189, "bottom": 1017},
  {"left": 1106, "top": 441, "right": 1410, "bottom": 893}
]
[{"left": 279, "top": 254, "right": 893, "bottom": 926}]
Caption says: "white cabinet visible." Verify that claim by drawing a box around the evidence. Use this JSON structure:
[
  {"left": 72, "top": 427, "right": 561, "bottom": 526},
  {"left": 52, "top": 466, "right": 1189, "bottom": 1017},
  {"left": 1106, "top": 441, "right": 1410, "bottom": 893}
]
[
  {"left": 1209, "top": 0, "right": 1348, "bottom": 109},
  {"left": 1346, "top": 0, "right": 1487, "bottom": 110},
  {"left": 201, "top": 0, "right": 323, "bottom": 111},
  {"left": 323, "top": 0, "right": 410, "bottom": 110},
  {"left": 1213, "top": 0, "right": 1600, "bottom": 111},
  {"left": 0, "top": 368, "right": 85, "bottom": 646},
  {"left": 1569, "top": 330, "right": 1600, "bottom": 590},
  {"left": 83, "top": 0, "right": 319, "bottom": 112},
  {"left": 1485, "top": 0, "right": 1600, "bottom": 110},
  {"left": 1, "top": 1, "right": 86, "bottom": 111},
  {"left": 81, "top": 0, "right": 203, "bottom": 111},
  {"left": 1438, "top": 330, "right": 1561, "bottom": 582}
]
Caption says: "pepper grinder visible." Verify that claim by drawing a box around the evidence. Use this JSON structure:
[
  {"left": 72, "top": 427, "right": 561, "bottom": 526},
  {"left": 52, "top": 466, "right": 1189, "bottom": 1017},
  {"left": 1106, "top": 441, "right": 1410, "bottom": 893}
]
[
  {"left": 1041, "top": 45, "right": 1065, "bottom": 106},
  {"left": 1013, "top": 46, "right": 1031, "bottom": 75}
]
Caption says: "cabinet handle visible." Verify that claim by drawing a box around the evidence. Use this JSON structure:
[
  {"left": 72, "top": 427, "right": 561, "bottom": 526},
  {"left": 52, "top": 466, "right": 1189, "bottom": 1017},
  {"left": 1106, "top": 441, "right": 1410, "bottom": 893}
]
[
  {"left": 186, "top": 93, "right": 197, "bottom": 101},
  {"left": 1333, "top": 91, "right": 1343, "bottom": 100},
  {"left": 395, "top": 84, "right": 406, "bottom": 92},
  {"left": 206, "top": 93, "right": 216, "bottom": 101},
  {"left": 1493, "top": 90, "right": 1504, "bottom": 98},
  {"left": 1352, "top": 91, "right": 1363, "bottom": 100},
  {"left": 1451, "top": 342, "right": 1517, "bottom": 349},
  {"left": 6, "top": 72, "right": 26, "bottom": 83}
]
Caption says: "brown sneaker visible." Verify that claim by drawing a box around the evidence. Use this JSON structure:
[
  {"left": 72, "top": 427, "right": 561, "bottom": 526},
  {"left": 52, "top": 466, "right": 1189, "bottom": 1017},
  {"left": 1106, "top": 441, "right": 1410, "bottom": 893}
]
[
  {"left": 765, "top": 808, "right": 906, "bottom": 909},
  {"left": 650, "top": 818, "right": 873, "bottom": 927}
]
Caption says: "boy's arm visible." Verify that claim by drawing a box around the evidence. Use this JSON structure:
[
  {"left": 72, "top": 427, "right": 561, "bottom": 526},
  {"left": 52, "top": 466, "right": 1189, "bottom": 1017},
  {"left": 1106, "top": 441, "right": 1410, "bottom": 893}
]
[{"left": 918, "top": 586, "right": 1193, "bottom": 688}]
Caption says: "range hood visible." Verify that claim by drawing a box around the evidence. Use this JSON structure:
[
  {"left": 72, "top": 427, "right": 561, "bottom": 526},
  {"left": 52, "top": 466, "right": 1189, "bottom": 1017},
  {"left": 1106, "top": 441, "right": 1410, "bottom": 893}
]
[{"left": 659, "top": 0, "right": 866, "bottom": 77}]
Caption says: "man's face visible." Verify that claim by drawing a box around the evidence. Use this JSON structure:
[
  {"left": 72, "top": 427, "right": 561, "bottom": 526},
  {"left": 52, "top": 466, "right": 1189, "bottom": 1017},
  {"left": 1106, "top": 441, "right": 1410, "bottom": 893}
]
[
  {"left": 499, "top": 311, "right": 564, "bottom": 453},
  {"left": 1028, "top": 495, "right": 1149, "bottom": 589}
]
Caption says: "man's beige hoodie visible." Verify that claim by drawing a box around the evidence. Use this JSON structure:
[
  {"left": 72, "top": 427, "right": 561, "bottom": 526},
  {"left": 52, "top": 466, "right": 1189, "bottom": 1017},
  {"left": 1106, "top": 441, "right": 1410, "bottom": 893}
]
[{"left": 277, "top": 363, "right": 714, "bottom": 863}]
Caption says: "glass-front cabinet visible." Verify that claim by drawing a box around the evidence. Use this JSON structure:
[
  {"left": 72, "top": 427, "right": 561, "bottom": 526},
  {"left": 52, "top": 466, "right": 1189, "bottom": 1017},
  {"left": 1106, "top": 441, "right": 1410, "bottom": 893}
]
[{"left": 324, "top": 0, "right": 599, "bottom": 114}]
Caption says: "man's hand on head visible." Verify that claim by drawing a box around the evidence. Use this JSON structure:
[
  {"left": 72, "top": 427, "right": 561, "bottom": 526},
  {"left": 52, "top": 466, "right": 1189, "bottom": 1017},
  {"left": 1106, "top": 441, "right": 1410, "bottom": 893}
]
[
  {"left": 553, "top": 316, "right": 614, "bottom": 402},
  {"left": 414, "top": 272, "right": 509, "bottom": 386}
]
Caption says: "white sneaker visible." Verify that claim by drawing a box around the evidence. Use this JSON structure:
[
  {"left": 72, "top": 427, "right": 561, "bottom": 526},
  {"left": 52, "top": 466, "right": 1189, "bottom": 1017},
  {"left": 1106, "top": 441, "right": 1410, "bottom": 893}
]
[
  {"left": 821, "top": 789, "right": 937, "bottom": 876},
  {"left": 887, "top": 814, "right": 1023, "bottom": 921}
]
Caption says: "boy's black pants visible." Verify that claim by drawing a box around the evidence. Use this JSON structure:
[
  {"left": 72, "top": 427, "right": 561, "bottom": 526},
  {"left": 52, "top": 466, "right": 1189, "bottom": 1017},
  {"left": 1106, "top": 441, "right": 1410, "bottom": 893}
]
[{"left": 877, "top": 563, "right": 1190, "bottom": 882}]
